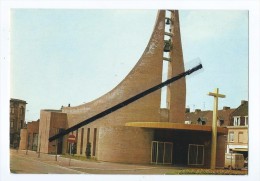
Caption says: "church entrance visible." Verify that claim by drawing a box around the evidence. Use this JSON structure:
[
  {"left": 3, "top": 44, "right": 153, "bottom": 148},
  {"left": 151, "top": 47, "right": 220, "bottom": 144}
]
[
  {"left": 188, "top": 144, "right": 205, "bottom": 165},
  {"left": 151, "top": 141, "right": 173, "bottom": 164},
  {"left": 153, "top": 129, "right": 211, "bottom": 166}
]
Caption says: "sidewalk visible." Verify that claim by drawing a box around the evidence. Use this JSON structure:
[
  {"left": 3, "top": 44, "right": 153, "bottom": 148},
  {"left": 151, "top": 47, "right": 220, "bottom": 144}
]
[{"left": 11, "top": 149, "right": 182, "bottom": 174}]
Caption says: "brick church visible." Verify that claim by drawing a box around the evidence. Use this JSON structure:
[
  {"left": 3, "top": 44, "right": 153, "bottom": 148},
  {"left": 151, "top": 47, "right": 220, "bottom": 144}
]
[{"left": 19, "top": 10, "right": 229, "bottom": 168}]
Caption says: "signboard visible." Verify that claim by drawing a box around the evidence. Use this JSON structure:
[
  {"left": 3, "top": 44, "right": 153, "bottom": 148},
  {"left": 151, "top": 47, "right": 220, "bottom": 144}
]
[{"left": 67, "top": 134, "right": 76, "bottom": 143}]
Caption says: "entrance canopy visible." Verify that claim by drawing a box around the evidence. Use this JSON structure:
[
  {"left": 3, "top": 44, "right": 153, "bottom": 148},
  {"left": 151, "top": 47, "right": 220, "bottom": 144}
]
[{"left": 125, "top": 122, "right": 227, "bottom": 134}]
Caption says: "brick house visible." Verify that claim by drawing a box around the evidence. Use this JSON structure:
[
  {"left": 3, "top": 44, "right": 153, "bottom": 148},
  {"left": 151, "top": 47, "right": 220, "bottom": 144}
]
[
  {"left": 10, "top": 98, "right": 27, "bottom": 148},
  {"left": 185, "top": 107, "right": 235, "bottom": 127},
  {"left": 226, "top": 101, "right": 248, "bottom": 159},
  {"left": 19, "top": 120, "right": 40, "bottom": 151}
]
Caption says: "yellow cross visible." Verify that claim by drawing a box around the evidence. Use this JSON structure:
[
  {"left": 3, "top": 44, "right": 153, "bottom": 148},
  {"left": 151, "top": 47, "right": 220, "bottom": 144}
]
[{"left": 208, "top": 88, "right": 226, "bottom": 169}]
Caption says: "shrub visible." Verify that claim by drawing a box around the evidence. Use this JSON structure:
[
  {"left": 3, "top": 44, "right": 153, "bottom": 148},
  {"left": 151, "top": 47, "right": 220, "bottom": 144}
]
[{"left": 85, "top": 142, "right": 91, "bottom": 158}]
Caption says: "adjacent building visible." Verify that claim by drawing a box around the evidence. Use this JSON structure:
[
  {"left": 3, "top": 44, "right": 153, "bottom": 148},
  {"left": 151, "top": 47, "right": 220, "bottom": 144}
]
[
  {"left": 185, "top": 100, "right": 249, "bottom": 164},
  {"left": 226, "top": 101, "right": 248, "bottom": 159},
  {"left": 19, "top": 120, "right": 40, "bottom": 151},
  {"left": 185, "top": 106, "right": 235, "bottom": 127},
  {"left": 10, "top": 98, "right": 27, "bottom": 148}
]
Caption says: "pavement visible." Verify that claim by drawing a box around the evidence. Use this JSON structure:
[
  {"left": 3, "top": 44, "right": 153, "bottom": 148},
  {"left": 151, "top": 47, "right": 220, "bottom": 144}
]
[{"left": 10, "top": 149, "right": 184, "bottom": 174}]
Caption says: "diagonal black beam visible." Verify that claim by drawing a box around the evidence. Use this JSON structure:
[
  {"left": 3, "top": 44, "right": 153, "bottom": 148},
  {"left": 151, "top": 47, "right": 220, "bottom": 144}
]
[{"left": 49, "top": 63, "right": 203, "bottom": 142}]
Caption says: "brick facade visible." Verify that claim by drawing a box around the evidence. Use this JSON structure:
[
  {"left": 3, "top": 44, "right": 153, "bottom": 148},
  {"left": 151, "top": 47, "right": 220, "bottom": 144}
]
[
  {"left": 32, "top": 10, "right": 229, "bottom": 168},
  {"left": 10, "top": 98, "right": 27, "bottom": 148}
]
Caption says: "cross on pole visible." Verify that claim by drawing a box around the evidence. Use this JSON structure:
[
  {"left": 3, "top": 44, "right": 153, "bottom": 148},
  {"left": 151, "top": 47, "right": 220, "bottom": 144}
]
[{"left": 208, "top": 88, "right": 226, "bottom": 169}]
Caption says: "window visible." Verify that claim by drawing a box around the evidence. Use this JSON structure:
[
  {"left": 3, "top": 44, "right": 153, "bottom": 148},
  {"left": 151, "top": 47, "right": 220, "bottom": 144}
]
[
  {"left": 233, "top": 116, "right": 241, "bottom": 126},
  {"left": 185, "top": 121, "right": 192, "bottom": 124},
  {"left": 217, "top": 120, "right": 224, "bottom": 126},
  {"left": 245, "top": 116, "right": 248, "bottom": 126},
  {"left": 87, "top": 128, "right": 90, "bottom": 144},
  {"left": 93, "top": 128, "right": 97, "bottom": 157},
  {"left": 80, "top": 128, "right": 84, "bottom": 155},
  {"left": 151, "top": 141, "right": 173, "bottom": 164},
  {"left": 229, "top": 131, "right": 234, "bottom": 142},
  {"left": 20, "top": 107, "right": 24, "bottom": 116},
  {"left": 188, "top": 144, "right": 205, "bottom": 165},
  {"left": 32, "top": 133, "right": 38, "bottom": 151},
  {"left": 10, "top": 120, "right": 14, "bottom": 128},
  {"left": 10, "top": 107, "right": 14, "bottom": 114},
  {"left": 238, "top": 132, "right": 243, "bottom": 143}
]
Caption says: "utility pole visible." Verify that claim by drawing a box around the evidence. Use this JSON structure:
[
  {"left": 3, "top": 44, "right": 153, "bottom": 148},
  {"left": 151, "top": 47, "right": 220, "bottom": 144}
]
[{"left": 208, "top": 88, "right": 226, "bottom": 169}]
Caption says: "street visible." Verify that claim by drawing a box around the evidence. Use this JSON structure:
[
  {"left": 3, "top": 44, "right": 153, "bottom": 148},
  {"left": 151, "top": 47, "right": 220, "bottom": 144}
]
[
  {"left": 10, "top": 149, "right": 247, "bottom": 175},
  {"left": 10, "top": 150, "right": 84, "bottom": 174},
  {"left": 10, "top": 149, "right": 177, "bottom": 174}
]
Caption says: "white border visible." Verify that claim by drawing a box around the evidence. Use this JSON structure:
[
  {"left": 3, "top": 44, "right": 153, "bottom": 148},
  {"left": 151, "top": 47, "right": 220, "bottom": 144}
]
[{"left": 1, "top": 1, "right": 259, "bottom": 181}]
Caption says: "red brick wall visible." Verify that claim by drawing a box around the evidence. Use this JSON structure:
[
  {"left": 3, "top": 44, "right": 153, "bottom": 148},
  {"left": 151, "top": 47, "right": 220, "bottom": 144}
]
[
  {"left": 167, "top": 10, "right": 186, "bottom": 123},
  {"left": 61, "top": 11, "right": 166, "bottom": 163}
]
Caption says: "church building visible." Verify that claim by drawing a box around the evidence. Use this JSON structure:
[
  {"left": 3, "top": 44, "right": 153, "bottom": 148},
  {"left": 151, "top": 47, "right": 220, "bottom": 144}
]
[{"left": 29, "top": 10, "right": 228, "bottom": 168}]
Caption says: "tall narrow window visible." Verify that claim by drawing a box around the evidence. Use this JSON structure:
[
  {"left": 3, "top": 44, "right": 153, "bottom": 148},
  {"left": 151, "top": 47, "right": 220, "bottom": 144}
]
[
  {"left": 74, "top": 129, "right": 78, "bottom": 154},
  {"left": 20, "top": 107, "right": 24, "bottom": 116},
  {"left": 233, "top": 116, "right": 241, "bottom": 126},
  {"left": 80, "top": 128, "right": 84, "bottom": 154},
  {"left": 10, "top": 120, "right": 14, "bottom": 128},
  {"left": 229, "top": 131, "right": 235, "bottom": 142},
  {"left": 93, "top": 128, "right": 97, "bottom": 157},
  {"left": 11, "top": 107, "right": 14, "bottom": 114},
  {"left": 87, "top": 128, "right": 90, "bottom": 144},
  {"left": 244, "top": 116, "right": 248, "bottom": 126}
]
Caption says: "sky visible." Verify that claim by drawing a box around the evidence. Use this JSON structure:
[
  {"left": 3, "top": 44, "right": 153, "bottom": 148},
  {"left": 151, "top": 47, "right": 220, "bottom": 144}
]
[{"left": 10, "top": 9, "right": 248, "bottom": 122}]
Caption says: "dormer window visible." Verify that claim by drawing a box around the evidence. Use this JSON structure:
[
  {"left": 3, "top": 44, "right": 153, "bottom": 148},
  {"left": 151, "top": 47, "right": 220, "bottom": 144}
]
[
  {"left": 185, "top": 121, "right": 192, "bottom": 124},
  {"left": 233, "top": 116, "right": 241, "bottom": 126},
  {"left": 197, "top": 117, "right": 207, "bottom": 125},
  {"left": 217, "top": 119, "right": 224, "bottom": 126}
]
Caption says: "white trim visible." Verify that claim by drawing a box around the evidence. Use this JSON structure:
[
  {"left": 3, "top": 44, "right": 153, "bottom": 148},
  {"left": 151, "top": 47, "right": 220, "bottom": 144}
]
[
  {"left": 233, "top": 116, "right": 241, "bottom": 126},
  {"left": 245, "top": 116, "right": 248, "bottom": 126}
]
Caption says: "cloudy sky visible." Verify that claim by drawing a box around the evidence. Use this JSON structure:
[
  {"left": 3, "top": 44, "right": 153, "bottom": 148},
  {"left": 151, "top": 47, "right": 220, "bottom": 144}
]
[{"left": 10, "top": 9, "right": 248, "bottom": 121}]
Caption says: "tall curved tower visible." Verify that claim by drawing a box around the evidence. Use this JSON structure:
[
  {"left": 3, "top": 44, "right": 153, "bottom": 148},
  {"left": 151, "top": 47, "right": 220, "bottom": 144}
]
[
  {"left": 167, "top": 10, "right": 186, "bottom": 123},
  {"left": 39, "top": 10, "right": 187, "bottom": 164}
]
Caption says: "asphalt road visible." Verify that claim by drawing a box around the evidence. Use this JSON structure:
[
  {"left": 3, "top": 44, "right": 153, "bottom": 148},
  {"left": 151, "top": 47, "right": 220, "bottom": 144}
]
[
  {"left": 9, "top": 149, "right": 247, "bottom": 175},
  {"left": 10, "top": 151, "right": 84, "bottom": 174},
  {"left": 10, "top": 149, "right": 178, "bottom": 174}
]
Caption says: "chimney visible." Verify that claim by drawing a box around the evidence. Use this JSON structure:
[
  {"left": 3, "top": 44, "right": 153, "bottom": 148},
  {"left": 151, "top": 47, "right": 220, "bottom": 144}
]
[
  {"left": 241, "top": 100, "right": 248, "bottom": 105},
  {"left": 185, "top": 108, "right": 190, "bottom": 113},
  {"left": 195, "top": 109, "right": 201, "bottom": 113},
  {"left": 223, "top": 106, "right": 230, "bottom": 110}
]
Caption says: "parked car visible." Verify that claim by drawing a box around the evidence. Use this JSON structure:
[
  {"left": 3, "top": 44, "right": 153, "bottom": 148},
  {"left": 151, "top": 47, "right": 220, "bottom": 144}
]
[{"left": 224, "top": 153, "right": 244, "bottom": 170}]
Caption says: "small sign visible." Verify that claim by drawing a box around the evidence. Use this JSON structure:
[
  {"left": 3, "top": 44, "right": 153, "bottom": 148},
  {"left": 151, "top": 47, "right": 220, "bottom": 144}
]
[{"left": 67, "top": 134, "right": 76, "bottom": 143}]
